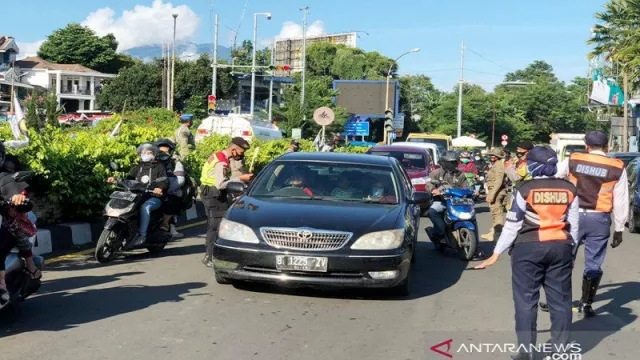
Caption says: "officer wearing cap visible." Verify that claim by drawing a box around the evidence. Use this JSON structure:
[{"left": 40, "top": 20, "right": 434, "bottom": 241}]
[
  {"left": 476, "top": 146, "right": 579, "bottom": 360},
  {"left": 199, "top": 137, "right": 254, "bottom": 267},
  {"left": 175, "top": 114, "right": 196, "bottom": 159},
  {"left": 286, "top": 140, "right": 300, "bottom": 153},
  {"left": 482, "top": 148, "right": 507, "bottom": 241},
  {"left": 538, "top": 131, "right": 627, "bottom": 318}
]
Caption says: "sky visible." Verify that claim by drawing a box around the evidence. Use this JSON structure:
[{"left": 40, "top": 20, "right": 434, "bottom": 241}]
[{"left": 3, "top": 0, "right": 607, "bottom": 91}]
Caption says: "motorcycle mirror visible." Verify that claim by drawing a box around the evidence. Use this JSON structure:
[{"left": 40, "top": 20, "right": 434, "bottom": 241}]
[
  {"left": 109, "top": 161, "right": 119, "bottom": 171},
  {"left": 12, "top": 171, "right": 34, "bottom": 182}
]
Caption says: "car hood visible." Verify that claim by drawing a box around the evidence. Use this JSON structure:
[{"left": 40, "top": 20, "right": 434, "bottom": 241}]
[{"left": 227, "top": 196, "right": 403, "bottom": 235}]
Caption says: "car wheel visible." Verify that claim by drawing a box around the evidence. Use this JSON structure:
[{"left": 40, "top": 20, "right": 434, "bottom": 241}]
[
  {"left": 629, "top": 207, "right": 639, "bottom": 233},
  {"left": 214, "top": 270, "right": 231, "bottom": 285},
  {"left": 391, "top": 270, "right": 411, "bottom": 297}
]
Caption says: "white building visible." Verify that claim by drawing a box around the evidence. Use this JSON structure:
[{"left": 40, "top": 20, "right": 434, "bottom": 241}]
[{"left": 16, "top": 56, "right": 115, "bottom": 112}]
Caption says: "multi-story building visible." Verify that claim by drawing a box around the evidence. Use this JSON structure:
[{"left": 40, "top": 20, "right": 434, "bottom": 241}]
[
  {"left": 274, "top": 32, "right": 357, "bottom": 75},
  {"left": 16, "top": 56, "right": 115, "bottom": 112},
  {"left": 0, "top": 36, "right": 33, "bottom": 115}
]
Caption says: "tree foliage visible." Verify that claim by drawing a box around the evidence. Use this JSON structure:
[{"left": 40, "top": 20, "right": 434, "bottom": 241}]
[{"left": 38, "top": 24, "right": 134, "bottom": 73}]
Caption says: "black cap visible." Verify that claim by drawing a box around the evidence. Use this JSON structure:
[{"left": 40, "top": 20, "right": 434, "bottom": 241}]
[
  {"left": 291, "top": 140, "right": 300, "bottom": 145},
  {"left": 517, "top": 141, "right": 534, "bottom": 151},
  {"left": 527, "top": 146, "right": 558, "bottom": 165},
  {"left": 231, "top": 137, "right": 250, "bottom": 150},
  {"left": 585, "top": 131, "right": 608, "bottom": 147}
]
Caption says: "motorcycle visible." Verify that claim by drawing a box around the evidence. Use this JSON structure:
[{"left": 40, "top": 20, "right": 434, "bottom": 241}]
[
  {"left": 95, "top": 175, "right": 171, "bottom": 263},
  {"left": 0, "top": 171, "right": 43, "bottom": 311},
  {"left": 425, "top": 179, "right": 479, "bottom": 261}
]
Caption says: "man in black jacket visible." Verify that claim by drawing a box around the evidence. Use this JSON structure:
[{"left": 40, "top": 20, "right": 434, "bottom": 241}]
[{"left": 108, "top": 143, "right": 168, "bottom": 246}]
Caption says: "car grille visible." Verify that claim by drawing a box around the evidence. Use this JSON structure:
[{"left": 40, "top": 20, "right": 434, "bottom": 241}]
[{"left": 259, "top": 227, "right": 353, "bottom": 251}]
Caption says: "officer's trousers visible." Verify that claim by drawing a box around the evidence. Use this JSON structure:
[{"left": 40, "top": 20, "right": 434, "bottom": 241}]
[
  {"left": 201, "top": 186, "right": 229, "bottom": 256},
  {"left": 576, "top": 211, "right": 611, "bottom": 279},
  {"left": 511, "top": 241, "right": 573, "bottom": 353}
]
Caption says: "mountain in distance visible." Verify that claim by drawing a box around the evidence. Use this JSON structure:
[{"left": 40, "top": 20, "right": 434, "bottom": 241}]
[{"left": 124, "top": 43, "right": 232, "bottom": 62}]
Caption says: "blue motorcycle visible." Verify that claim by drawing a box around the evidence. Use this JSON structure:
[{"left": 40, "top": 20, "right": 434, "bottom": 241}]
[{"left": 426, "top": 181, "right": 479, "bottom": 261}]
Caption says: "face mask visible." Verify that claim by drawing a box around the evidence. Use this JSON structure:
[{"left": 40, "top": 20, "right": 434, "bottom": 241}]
[
  {"left": 158, "top": 153, "right": 170, "bottom": 161},
  {"left": 461, "top": 159, "right": 470, "bottom": 164},
  {"left": 475, "top": 156, "right": 481, "bottom": 161},
  {"left": 141, "top": 154, "right": 154, "bottom": 162},
  {"left": 372, "top": 187, "right": 384, "bottom": 198}
]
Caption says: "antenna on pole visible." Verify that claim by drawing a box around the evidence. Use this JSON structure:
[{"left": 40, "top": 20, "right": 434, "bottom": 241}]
[{"left": 234, "top": 0, "right": 250, "bottom": 50}]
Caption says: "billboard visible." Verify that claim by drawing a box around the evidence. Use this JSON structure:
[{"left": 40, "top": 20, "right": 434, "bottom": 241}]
[
  {"left": 590, "top": 68, "right": 624, "bottom": 105},
  {"left": 333, "top": 80, "right": 399, "bottom": 118},
  {"left": 274, "top": 32, "right": 357, "bottom": 74}
]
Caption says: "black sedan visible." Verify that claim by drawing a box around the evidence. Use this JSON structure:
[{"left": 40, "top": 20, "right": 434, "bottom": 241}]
[{"left": 212, "top": 152, "right": 431, "bottom": 295}]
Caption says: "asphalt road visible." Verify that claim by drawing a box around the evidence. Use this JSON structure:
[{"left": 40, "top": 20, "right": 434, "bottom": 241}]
[{"left": 1, "top": 205, "right": 639, "bottom": 360}]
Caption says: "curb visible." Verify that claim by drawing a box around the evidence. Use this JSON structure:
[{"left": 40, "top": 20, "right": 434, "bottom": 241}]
[{"left": 31, "top": 201, "right": 207, "bottom": 256}]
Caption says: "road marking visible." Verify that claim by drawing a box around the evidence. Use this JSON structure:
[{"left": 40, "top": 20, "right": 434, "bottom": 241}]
[{"left": 46, "top": 220, "right": 208, "bottom": 264}]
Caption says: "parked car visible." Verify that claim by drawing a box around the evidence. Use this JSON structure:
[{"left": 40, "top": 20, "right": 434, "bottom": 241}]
[
  {"left": 390, "top": 142, "right": 441, "bottom": 167},
  {"left": 366, "top": 145, "right": 432, "bottom": 191},
  {"left": 212, "top": 152, "right": 431, "bottom": 296},
  {"left": 626, "top": 158, "right": 640, "bottom": 232},
  {"left": 608, "top": 152, "right": 640, "bottom": 168}
]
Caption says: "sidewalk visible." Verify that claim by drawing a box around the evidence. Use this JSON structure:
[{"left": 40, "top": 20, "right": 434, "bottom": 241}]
[{"left": 31, "top": 201, "right": 207, "bottom": 256}]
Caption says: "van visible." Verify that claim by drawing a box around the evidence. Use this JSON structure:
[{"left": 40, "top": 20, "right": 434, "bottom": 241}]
[
  {"left": 405, "top": 133, "right": 453, "bottom": 152},
  {"left": 195, "top": 113, "right": 283, "bottom": 143}
]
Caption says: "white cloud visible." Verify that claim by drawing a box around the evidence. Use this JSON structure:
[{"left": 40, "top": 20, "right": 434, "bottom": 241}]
[
  {"left": 15, "top": 40, "right": 44, "bottom": 59},
  {"left": 81, "top": 0, "right": 200, "bottom": 51},
  {"left": 275, "top": 20, "right": 326, "bottom": 40}
]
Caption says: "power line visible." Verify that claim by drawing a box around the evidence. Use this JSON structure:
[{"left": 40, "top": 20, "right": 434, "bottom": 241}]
[{"left": 465, "top": 47, "right": 512, "bottom": 73}]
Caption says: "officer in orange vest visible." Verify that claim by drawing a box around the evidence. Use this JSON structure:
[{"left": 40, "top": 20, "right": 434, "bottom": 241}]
[
  {"left": 476, "top": 146, "right": 579, "bottom": 360},
  {"left": 539, "top": 131, "right": 627, "bottom": 317},
  {"left": 200, "top": 137, "right": 253, "bottom": 267}
]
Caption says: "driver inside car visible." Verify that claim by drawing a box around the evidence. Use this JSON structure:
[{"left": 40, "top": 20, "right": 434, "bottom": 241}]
[
  {"left": 284, "top": 169, "right": 314, "bottom": 196},
  {"left": 425, "top": 151, "right": 470, "bottom": 243},
  {"left": 107, "top": 143, "right": 168, "bottom": 246}
]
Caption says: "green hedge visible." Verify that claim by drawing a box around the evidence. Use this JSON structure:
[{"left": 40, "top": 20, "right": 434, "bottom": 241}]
[{"left": 0, "top": 108, "right": 372, "bottom": 223}]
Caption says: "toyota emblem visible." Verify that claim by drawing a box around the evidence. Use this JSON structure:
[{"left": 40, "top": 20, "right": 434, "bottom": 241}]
[{"left": 297, "top": 230, "right": 313, "bottom": 241}]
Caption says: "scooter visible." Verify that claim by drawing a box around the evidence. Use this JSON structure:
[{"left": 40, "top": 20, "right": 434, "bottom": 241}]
[
  {"left": 425, "top": 179, "right": 479, "bottom": 261},
  {"left": 95, "top": 177, "right": 172, "bottom": 263},
  {"left": 0, "top": 171, "right": 44, "bottom": 311}
]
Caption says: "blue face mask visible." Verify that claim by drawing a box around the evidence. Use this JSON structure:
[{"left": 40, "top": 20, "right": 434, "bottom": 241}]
[
  {"left": 372, "top": 187, "right": 384, "bottom": 198},
  {"left": 461, "top": 159, "right": 470, "bottom": 164}
]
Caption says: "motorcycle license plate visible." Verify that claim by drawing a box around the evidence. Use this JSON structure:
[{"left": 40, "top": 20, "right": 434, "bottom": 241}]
[
  {"left": 110, "top": 191, "right": 136, "bottom": 201},
  {"left": 275, "top": 255, "right": 328, "bottom": 272}
]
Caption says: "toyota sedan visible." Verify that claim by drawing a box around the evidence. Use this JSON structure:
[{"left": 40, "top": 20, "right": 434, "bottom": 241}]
[{"left": 212, "top": 152, "right": 431, "bottom": 296}]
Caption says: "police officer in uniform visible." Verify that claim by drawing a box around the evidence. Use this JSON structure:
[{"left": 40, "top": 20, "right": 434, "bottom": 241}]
[
  {"left": 200, "top": 137, "right": 253, "bottom": 267},
  {"left": 476, "top": 146, "right": 579, "bottom": 360},
  {"left": 482, "top": 148, "right": 507, "bottom": 241},
  {"left": 539, "top": 131, "right": 627, "bottom": 317},
  {"left": 175, "top": 114, "right": 196, "bottom": 159}
]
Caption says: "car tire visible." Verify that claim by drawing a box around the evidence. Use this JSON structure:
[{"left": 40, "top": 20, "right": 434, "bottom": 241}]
[
  {"left": 629, "top": 207, "right": 639, "bottom": 233},
  {"left": 391, "top": 270, "right": 411, "bottom": 297},
  {"left": 214, "top": 270, "right": 231, "bottom": 285}
]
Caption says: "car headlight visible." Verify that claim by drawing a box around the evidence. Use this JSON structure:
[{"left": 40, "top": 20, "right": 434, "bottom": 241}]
[
  {"left": 218, "top": 218, "right": 259, "bottom": 244},
  {"left": 411, "top": 177, "right": 428, "bottom": 185},
  {"left": 351, "top": 229, "right": 405, "bottom": 250}
]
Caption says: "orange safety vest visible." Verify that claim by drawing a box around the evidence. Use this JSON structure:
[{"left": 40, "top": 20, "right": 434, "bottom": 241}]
[{"left": 568, "top": 152, "right": 624, "bottom": 213}]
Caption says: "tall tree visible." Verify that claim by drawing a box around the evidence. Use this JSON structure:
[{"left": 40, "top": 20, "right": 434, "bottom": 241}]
[
  {"left": 96, "top": 62, "right": 163, "bottom": 112},
  {"left": 38, "top": 24, "right": 134, "bottom": 73}
]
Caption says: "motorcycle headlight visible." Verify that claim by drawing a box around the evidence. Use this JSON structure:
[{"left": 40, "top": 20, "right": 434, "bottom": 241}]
[
  {"left": 218, "top": 218, "right": 259, "bottom": 244},
  {"left": 351, "top": 229, "right": 405, "bottom": 250},
  {"left": 450, "top": 208, "right": 475, "bottom": 220},
  {"left": 105, "top": 203, "right": 135, "bottom": 217}
]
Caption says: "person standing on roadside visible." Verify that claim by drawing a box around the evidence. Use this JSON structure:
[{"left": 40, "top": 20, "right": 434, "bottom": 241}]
[
  {"left": 476, "top": 146, "right": 579, "bottom": 360},
  {"left": 538, "top": 131, "right": 627, "bottom": 318},
  {"left": 504, "top": 142, "right": 534, "bottom": 210},
  {"left": 482, "top": 148, "right": 507, "bottom": 241},
  {"left": 175, "top": 114, "right": 196, "bottom": 159},
  {"left": 199, "top": 137, "right": 253, "bottom": 267}
]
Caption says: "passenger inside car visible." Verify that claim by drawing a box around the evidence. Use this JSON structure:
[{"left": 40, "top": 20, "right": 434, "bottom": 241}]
[
  {"left": 367, "top": 179, "right": 397, "bottom": 203},
  {"left": 331, "top": 172, "right": 361, "bottom": 198}
]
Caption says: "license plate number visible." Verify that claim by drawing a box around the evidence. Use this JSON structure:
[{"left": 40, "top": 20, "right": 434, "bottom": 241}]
[
  {"left": 275, "top": 256, "right": 328, "bottom": 272},
  {"left": 111, "top": 191, "right": 136, "bottom": 201}
]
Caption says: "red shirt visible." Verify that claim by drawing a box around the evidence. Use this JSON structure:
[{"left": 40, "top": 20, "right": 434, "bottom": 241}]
[{"left": 457, "top": 161, "right": 478, "bottom": 175}]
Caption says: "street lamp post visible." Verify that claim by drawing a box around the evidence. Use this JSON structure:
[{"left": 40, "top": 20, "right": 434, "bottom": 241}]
[
  {"left": 300, "top": 6, "right": 310, "bottom": 112},
  {"left": 170, "top": 13, "right": 178, "bottom": 110},
  {"left": 385, "top": 48, "right": 420, "bottom": 111},
  {"left": 250, "top": 12, "right": 272, "bottom": 117}
]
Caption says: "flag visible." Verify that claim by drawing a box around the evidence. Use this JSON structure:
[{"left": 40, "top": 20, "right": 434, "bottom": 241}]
[{"left": 10, "top": 95, "right": 24, "bottom": 140}]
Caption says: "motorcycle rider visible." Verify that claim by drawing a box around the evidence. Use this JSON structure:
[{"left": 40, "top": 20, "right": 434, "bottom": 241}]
[
  {"left": 154, "top": 139, "right": 185, "bottom": 238},
  {"left": 474, "top": 151, "right": 488, "bottom": 173},
  {"left": 426, "top": 151, "right": 470, "bottom": 244},
  {"left": 107, "top": 143, "right": 168, "bottom": 246},
  {"left": 457, "top": 151, "right": 478, "bottom": 186},
  {"left": 482, "top": 148, "right": 507, "bottom": 241}
]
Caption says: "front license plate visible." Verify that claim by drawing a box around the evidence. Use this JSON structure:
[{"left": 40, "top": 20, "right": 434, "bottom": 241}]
[{"left": 275, "top": 255, "right": 328, "bottom": 272}]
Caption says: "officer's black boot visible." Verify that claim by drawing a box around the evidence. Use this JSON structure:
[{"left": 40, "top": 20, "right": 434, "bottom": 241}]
[
  {"left": 202, "top": 253, "right": 213, "bottom": 268},
  {"left": 578, "top": 275, "right": 601, "bottom": 318}
]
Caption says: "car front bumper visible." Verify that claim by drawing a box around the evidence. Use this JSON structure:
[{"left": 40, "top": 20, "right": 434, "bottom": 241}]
[{"left": 213, "top": 241, "right": 411, "bottom": 288}]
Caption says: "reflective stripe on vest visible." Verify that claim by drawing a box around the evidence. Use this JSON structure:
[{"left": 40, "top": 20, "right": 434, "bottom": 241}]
[
  {"left": 515, "top": 178, "right": 578, "bottom": 244},
  {"left": 200, "top": 152, "right": 228, "bottom": 187},
  {"left": 568, "top": 152, "right": 623, "bottom": 213}
]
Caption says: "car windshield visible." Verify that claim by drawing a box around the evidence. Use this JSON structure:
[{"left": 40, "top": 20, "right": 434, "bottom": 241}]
[
  {"left": 369, "top": 151, "right": 427, "bottom": 170},
  {"left": 565, "top": 145, "right": 587, "bottom": 154},
  {"left": 407, "top": 138, "right": 448, "bottom": 153},
  {"left": 250, "top": 161, "right": 400, "bottom": 204}
]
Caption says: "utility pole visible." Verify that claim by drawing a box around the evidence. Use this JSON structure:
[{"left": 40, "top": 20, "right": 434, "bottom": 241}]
[
  {"left": 9, "top": 61, "right": 15, "bottom": 113},
  {"left": 212, "top": 14, "right": 219, "bottom": 97},
  {"left": 623, "top": 71, "right": 629, "bottom": 152},
  {"left": 171, "top": 13, "right": 178, "bottom": 110},
  {"left": 268, "top": 37, "right": 275, "bottom": 122},
  {"left": 166, "top": 44, "right": 171, "bottom": 110},
  {"left": 300, "top": 6, "right": 309, "bottom": 113},
  {"left": 161, "top": 42, "right": 167, "bottom": 109},
  {"left": 456, "top": 41, "right": 465, "bottom": 138}
]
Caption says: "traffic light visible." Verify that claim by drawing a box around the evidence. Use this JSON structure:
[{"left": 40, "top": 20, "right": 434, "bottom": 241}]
[
  {"left": 275, "top": 65, "right": 291, "bottom": 72},
  {"left": 384, "top": 109, "right": 394, "bottom": 131},
  {"left": 208, "top": 95, "right": 216, "bottom": 114}
]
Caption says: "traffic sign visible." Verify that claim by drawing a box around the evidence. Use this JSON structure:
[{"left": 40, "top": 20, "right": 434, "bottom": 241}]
[
  {"left": 313, "top": 107, "right": 335, "bottom": 126},
  {"left": 344, "top": 121, "right": 370, "bottom": 136},
  {"left": 501, "top": 140, "right": 508, "bottom": 146},
  {"left": 501, "top": 134, "right": 508, "bottom": 141},
  {"left": 291, "top": 128, "right": 302, "bottom": 139}
]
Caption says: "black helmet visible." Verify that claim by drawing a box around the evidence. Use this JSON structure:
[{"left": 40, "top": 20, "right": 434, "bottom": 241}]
[
  {"left": 154, "top": 138, "right": 176, "bottom": 151},
  {"left": 440, "top": 150, "right": 459, "bottom": 172}
]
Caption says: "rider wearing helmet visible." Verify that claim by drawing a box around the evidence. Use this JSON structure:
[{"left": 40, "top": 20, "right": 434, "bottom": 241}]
[
  {"left": 457, "top": 151, "right": 478, "bottom": 186},
  {"left": 154, "top": 139, "right": 186, "bottom": 237},
  {"left": 426, "top": 151, "right": 470, "bottom": 243},
  {"left": 107, "top": 143, "right": 168, "bottom": 246}
]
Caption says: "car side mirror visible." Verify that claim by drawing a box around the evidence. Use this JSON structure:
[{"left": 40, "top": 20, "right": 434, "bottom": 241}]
[
  {"left": 12, "top": 171, "right": 34, "bottom": 182},
  {"left": 227, "top": 181, "right": 247, "bottom": 194},
  {"left": 410, "top": 191, "right": 431, "bottom": 205}
]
